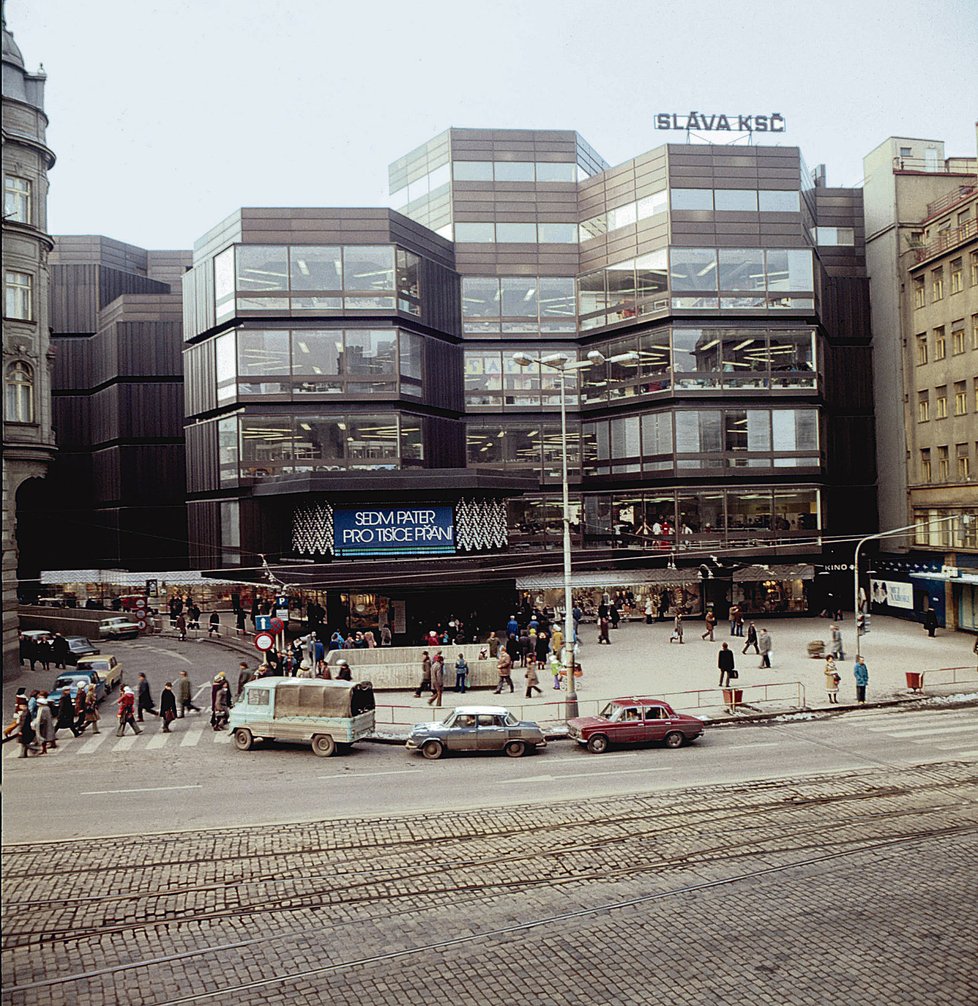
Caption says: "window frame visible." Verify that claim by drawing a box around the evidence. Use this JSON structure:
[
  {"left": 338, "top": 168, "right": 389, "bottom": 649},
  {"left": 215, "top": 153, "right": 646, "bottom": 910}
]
[
  {"left": 4, "top": 360, "right": 34, "bottom": 423},
  {"left": 4, "top": 270, "right": 33, "bottom": 321}
]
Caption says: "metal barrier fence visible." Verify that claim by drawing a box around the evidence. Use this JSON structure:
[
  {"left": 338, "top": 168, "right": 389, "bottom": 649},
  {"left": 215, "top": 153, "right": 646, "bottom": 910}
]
[
  {"left": 914, "top": 666, "right": 977, "bottom": 690},
  {"left": 374, "top": 680, "right": 808, "bottom": 729}
]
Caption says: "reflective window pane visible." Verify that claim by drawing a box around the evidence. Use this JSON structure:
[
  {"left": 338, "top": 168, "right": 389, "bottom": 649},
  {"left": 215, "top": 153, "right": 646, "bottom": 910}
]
[
  {"left": 578, "top": 270, "right": 607, "bottom": 317},
  {"left": 454, "top": 222, "right": 495, "bottom": 242},
  {"left": 494, "top": 162, "right": 535, "bottom": 182},
  {"left": 293, "top": 418, "right": 345, "bottom": 470},
  {"left": 637, "top": 191, "right": 668, "bottom": 219},
  {"left": 539, "top": 277, "right": 576, "bottom": 317},
  {"left": 496, "top": 222, "right": 537, "bottom": 243},
  {"left": 718, "top": 249, "right": 766, "bottom": 292},
  {"left": 535, "top": 162, "right": 576, "bottom": 182},
  {"left": 671, "top": 189, "right": 714, "bottom": 211},
  {"left": 290, "top": 247, "right": 342, "bottom": 290},
  {"left": 758, "top": 190, "right": 800, "bottom": 212},
  {"left": 240, "top": 416, "right": 294, "bottom": 477},
  {"left": 462, "top": 277, "right": 501, "bottom": 318},
  {"left": 635, "top": 251, "right": 668, "bottom": 302},
  {"left": 670, "top": 249, "right": 718, "bottom": 291},
  {"left": 343, "top": 247, "right": 395, "bottom": 291},
  {"left": 237, "top": 330, "right": 289, "bottom": 376},
  {"left": 714, "top": 189, "right": 758, "bottom": 211},
  {"left": 346, "top": 415, "right": 399, "bottom": 467},
  {"left": 236, "top": 246, "right": 288, "bottom": 291},
  {"left": 537, "top": 222, "right": 578, "bottom": 243},
  {"left": 453, "top": 161, "right": 493, "bottom": 181},
  {"left": 215, "top": 248, "right": 235, "bottom": 302},
  {"left": 501, "top": 277, "right": 539, "bottom": 317},
  {"left": 766, "top": 249, "right": 813, "bottom": 291},
  {"left": 465, "top": 351, "right": 503, "bottom": 406},
  {"left": 291, "top": 330, "right": 342, "bottom": 376}
]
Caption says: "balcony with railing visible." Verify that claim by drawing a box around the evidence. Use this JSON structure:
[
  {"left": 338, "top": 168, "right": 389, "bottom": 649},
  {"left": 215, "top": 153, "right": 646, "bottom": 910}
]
[
  {"left": 893, "top": 155, "right": 978, "bottom": 177},
  {"left": 909, "top": 216, "right": 978, "bottom": 266},
  {"left": 925, "top": 185, "right": 978, "bottom": 220}
]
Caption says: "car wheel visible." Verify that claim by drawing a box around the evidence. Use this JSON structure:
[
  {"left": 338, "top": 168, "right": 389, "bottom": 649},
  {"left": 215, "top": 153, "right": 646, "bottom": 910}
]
[
  {"left": 586, "top": 734, "right": 609, "bottom": 754},
  {"left": 664, "top": 731, "right": 685, "bottom": 749},
  {"left": 311, "top": 734, "right": 336, "bottom": 757},
  {"left": 421, "top": 739, "right": 444, "bottom": 760},
  {"left": 233, "top": 728, "right": 253, "bottom": 751},
  {"left": 505, "top": 740, "right": 526, "bottom": 758}
]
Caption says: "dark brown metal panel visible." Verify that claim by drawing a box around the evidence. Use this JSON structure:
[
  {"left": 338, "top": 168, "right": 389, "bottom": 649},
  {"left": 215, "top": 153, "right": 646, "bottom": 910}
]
[{"left": 184, "top": 420, "right": 220, "bottom": 494}]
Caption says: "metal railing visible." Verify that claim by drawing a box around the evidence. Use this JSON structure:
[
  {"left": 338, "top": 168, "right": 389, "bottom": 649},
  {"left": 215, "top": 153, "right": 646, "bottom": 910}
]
[
  {"left": 911, "top": 665, "right": 977, "bottom": 691},
  {"left": 910, "top": 217, "right": 977, "bottom": 264},
  {"left": 925, "top": 184, "right": 977, "bottom": 219}
]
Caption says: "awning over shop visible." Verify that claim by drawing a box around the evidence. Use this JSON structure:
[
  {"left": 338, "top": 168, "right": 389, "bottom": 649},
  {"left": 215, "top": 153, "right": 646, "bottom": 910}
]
[
  {"left": 909, "top": 570, "right": 978, "bottom": 585},
  {"left": 733, "top": 564, "right": 815, "bottom": 583},
  {"left": 516, "top": 569, "right": 696, "bottom": 590},
  {"left": 40, "top": 569, "right": 256, "bottom": 587}
]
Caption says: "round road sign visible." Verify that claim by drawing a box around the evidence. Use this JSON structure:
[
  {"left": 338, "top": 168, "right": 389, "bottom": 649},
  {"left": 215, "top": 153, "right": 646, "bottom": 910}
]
[
  {"left": 136, "top": 619, "right": 147, "bottom": 630},
  {"left": 269, "top": 617, "right": 285, "bottom": 635},
  {"left": 254, "top": 631, "right": 275, "bottom": 651}
]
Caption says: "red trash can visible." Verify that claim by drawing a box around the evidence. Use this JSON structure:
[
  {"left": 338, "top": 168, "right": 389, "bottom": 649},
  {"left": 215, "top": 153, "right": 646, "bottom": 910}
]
[
  {"left": 722, "top": 687, "right": 744, "bottom": 709},
  {"left": 905, "top": 671, "right": 924, "bottom": 693}
]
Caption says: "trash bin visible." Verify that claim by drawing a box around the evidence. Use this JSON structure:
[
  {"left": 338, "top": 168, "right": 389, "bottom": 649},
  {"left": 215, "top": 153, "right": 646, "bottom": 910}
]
[
  {"left": 722, "top": 687, "right": 744, "bottom": 709},
  {"left": 905, "top": 671, "right": 924, "bottom": 693}
]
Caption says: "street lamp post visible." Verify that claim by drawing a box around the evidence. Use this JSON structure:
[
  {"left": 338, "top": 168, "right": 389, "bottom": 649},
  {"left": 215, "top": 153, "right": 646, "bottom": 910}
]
[
  {"left": 853, "top": 513, "right": 970, "bottom": 650},
  {"left": 513, "top": 349, "right": 639, "bottom": 719}
]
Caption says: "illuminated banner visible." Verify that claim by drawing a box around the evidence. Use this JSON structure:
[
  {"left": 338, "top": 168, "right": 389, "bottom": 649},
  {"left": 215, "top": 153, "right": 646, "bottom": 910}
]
[
  {"left": 870, "top": 579, "right": 914, "bottom": 610},
  {"left": 655, "top": 112, "right": 785, "bottom": 133},
  {"left": 333, "top": 506, "right": 455, "bottom": 557}
]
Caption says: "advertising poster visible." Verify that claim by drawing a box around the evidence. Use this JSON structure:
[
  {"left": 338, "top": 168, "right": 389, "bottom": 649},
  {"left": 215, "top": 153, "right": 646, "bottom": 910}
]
[
  {"left": 870, "top": 579, "right": 914, "bottom": 610},
  {"left": 333, "top": 506, "right": 455, "bottom": 557}
]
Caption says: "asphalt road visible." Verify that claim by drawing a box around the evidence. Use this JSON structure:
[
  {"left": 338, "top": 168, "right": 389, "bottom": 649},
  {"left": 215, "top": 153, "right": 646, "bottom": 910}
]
[{"left": 3, "top": 672, "right": 975, "bottom": 841}]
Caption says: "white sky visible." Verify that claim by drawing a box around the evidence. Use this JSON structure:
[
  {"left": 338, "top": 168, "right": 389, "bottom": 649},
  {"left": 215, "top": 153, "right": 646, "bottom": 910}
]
[{"left": 8, "top": 0, "right": 978, "bottom": 250}]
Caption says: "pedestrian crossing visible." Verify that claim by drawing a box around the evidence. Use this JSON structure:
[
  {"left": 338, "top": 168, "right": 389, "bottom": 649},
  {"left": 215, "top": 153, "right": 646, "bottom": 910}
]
[
  {"left": 850, "top": 708, "right": 977, "bottom": 753},
  {"left": 3, "top": 720, "right": 232, "bottom": 759}
]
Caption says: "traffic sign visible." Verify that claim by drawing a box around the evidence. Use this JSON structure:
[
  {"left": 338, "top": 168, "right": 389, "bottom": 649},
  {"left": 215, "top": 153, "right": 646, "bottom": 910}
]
[
  {"left": 255, "top": 615, "right": 272, "bottom": 632},
  {"left": 254, "top": 632, "right": 275, "bottom": 651},
  {"left": 269, "top": 617, "right": 285, "bottom": 635},
  {"left": 136, "top": 619, "right": 147, "bottom": 630}
]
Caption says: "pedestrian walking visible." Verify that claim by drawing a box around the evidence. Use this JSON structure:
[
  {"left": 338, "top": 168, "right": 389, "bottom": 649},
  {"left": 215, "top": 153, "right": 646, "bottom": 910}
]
[
  {"left": 176, "top": 669, "right": 199, "bottom": 716},
  {"left": 454, "top": 654, "right": 469, "bottom": 694},
  {"left": 742, "top": 621, "right": 759, "bottom": 654},
  {"left": 55, "top": 687, "right": 79, "bottom": 738},
  {"left": 519, "top": 629, "right": 532, "bottom": 666},
  {"left": 36, "top": 637, "right": 52, "bottom": 672},
  {"left": 159, "top": 683, "right": 177, "bottom": 732},
  {"left": 51, "top": 633, "right": 70, "bottom": 669},
  {"left": 486, "top": 631, "right": 501, "bottom": 658},
  {"left": 176, "top": 613, "right": 187, "bottom": 641},
  {"left": 116, "top": 687, "right": 141, "bottom": 735},
  {"left": 427, "top": 651, "right": 445, "bottom": 707},
  {"left": 73, "top": 685, "right": 88, "bottom": 735},
  {"left": 4, "top": 692, "right": 28, "bottom": 742},
  {"left": 33, "top": 697, "right": 56, "bottom": 753},
  {"left": 136, "top": 673, "right": 158, "bottom": 721},
  {"left": 644, "top": 596, "right": 654, "bottom": 624},
  {"left": 922, "top": 609, "right": 938, "bottom": 638},
  {"left": 494, "top": 649, "right": 515, "bottom": 694},
  {"left": 669, "top": 612, "right": 684, "bottom": 644},
  {"left": 701, "top": 609, "right": 717, "bottom": 641},
  {"left": 83, "top": 684, "right": 101, "bottom": 734},
  {"left": 853, "top": 656, "right": 869, "bottom": 703},
  {"left": 534, "top": 631, "right": 549, "bottom": 672},
  {"left": 211, "top": 674, "right": 232, "bottom": 731},
  {"left": 728, "top": 604, "right": 742, "bottom": 636},
  {"left": 824, "top": 656, "right": 841, "bottom": 703},
  {"left": 236, "top": 661, "right": 253, "bottom": 699},
  {"left": 17, "top": 698, "right": 36, "bottom": 757},
  {"left": 525, "top": 661, "right": 542, "bottom": 698},
  {"left": 829, "top": 624, "right": 845, "bottom": 660},
  {"left": 208, "top": 611, "right": 221, "bottom": 637},
  {"left": 758, "top": 628, "right": 772, "bottom": 668},
  {"left": 717, "top": 642, "right": 737, "bottom": 687},
  {"left": 597, "top": 615, "right": 611, "bottom": 644},
  {"left": 413, "top": 651, "right": 432, "bottom": 697}
]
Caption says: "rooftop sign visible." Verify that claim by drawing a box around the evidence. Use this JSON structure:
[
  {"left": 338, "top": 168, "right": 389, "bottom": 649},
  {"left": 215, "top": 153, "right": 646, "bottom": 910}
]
[{"left": 655, "top": 113, "right": 785, "bottom": 133}]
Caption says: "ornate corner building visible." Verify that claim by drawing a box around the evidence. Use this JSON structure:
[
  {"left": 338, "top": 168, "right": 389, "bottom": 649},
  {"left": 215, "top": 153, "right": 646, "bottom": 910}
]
[{"left": 2, "top": 14, "right": 55, "bottom": 674}]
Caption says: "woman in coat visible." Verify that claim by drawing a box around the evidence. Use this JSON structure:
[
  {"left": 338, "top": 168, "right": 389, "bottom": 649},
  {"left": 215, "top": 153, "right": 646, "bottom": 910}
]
[
  {"left": 159, "top": 682, "right": 178, "bottom": 732},
  {"left": 17, "top": 698, "right": 35, "bottom": 757},
  {"left": 211, "top": 677, "right": 232, "bottom": 731},
  {"left": 83, "top": 684, "right": 101, "bottom": 734},
  {"left": 117, "top": 687, "right": 141, "bottom": 735},
  {"left": 824, "top": 657, "right": 841, "bottom": 703},
  {"left": 33, "top": 697, "right": 56, "bottom": 753},
  {"left": 524, "top": 661, "right": 542, "bottom": 698},
  {"left": 55, "top": 687, "right": 79, "bottom": 738},
  {"left": 73, "top": 685, "right": 88, "bottom": 734}
]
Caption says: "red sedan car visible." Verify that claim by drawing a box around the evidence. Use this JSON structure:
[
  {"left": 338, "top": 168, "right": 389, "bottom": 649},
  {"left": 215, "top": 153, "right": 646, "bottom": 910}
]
[{"left": 567, "top": 697, "right": 705, "bottom": 753}]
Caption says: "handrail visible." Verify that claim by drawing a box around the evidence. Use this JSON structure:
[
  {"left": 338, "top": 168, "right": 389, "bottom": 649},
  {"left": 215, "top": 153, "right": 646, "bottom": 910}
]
[{"left": 910, "top": 217, "right": 978, "bottom": 264}]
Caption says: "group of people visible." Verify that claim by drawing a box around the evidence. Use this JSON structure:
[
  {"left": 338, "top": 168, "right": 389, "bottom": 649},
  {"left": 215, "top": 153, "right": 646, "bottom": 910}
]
[
  {"left": 18, "top": 632, "right": 72, "bottom": 671},
  {"left": 5, "top": 683, "right": 101, "bottom": 756}
]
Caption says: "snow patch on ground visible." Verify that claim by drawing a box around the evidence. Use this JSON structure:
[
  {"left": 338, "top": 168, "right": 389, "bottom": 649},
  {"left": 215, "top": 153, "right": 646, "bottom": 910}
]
[{"left": 770, "top": 711, "right": 820, "bottom": 722}]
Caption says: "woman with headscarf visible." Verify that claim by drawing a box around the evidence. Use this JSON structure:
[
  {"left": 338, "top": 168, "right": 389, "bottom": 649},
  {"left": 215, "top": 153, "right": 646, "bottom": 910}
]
[
  {"left": 33, "top": 697, "right": 55, "bottom": 754},
  {"left": 16, "top": 696, "right": 35, "bottom": 757},
  {"left": 116, "top": 687, "right": 141, "bottom": 736},
  {"left": 211, "top": 674, "right": 231, "bottom": 731},
  {"left": 73, "top": 684, "right": 88, "bottom": 734},
  {"left": 83, "top": 683, "right": 101, "bottom": 734},
  {"left": 55, "top": 686, "right": 79, "bottom": 738}
]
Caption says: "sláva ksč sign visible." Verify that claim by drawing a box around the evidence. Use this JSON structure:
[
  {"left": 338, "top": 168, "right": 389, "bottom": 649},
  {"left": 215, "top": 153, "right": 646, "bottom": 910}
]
[{"left": 655, "top": 112, "right": 786, "bottom": 132}]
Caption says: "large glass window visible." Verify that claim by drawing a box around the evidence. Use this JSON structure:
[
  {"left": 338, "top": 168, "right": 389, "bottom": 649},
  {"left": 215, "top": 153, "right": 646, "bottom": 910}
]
[
  {"left": 535, "top": 163, "right": 576, "bottom": 182},
  {"left": 399, "top": 330, "right": 423, "bottom": 397},
  {"left": 236, "top": 246, "right": 288, "bottom": 291},
  {"left": 672, "top": 328, "right": 721, "bottom": 388},
  {"left": 501, "top": 277, "right": 538, "bottom": 318},
  {"left": 215, "top": 331, "right": 237, "bottom": 402},
  {"left": 218, "top": 417, "right": 239, "bottom": 485},
  {"left": 346, "top": 415, "right": 400, "bottom": 467},
  {"left": 237, "top": 330, "right": 290, "bottom": 395},
  {"left": 220, "top": 501, "right": 240, "bottom": 566},
  {"left": 396, "top": 249, "right": 421, "bottom": 316},
  {"left": 539, "top": 277, "right": 576, "bottom": 326},
  {"left": 758, "top": 190, "right": 800, "bottom": 212},
  {"left": 343, "top": 330, "right": 397, "bottom": 392},
  {"left": 635, "top": 251, "right": 668, "bottom": 305},
  {"left": 669, "top": 249, "right": 717, "bottom": 291},
  {"left": 494, "top": 162, "right": 535, "bottom": 182},
  {"left": 462, "top": 276, "right": 501, "bottom": 318},
  {"left": 678, "top": 492, "right": 724, "bottom": 534},
  {"left": 293, "top": 418, "right": 345, "bottom": 470},
  {"left": 465, "top": 351, "right": 503, "bottom": 407},
  {"left": 454, "top": 222, "right": 495, "bottom": 242},
  {"left": 290, "top": 247, "right": 342, "bottom": 290},
  {"left": 537, "top": 222, "right": 578, "bottom": 243},
  {"left": 3, "top": 176, "right": 31, "bottom": 223},
  {"left": 4, "top": 270, "right": 33, "bottom": 320},
  {"left": 503, "top": 355, "right": 540, "bottom": 407},
  {"left": 240, "top": 416, "right": 294, "bottom": 477},
  {"left": 214, "top": 247, "right": 235, "bottom": 321},
  {"left": 718, "top": 249, "right": 766, "bottom": 292},
  {"left": 453, "top": 161, "right": 493, "bottom": 181},
  {"left": 671, "top": 189, "right": 714, "bottom": 211},
  {"left": 291, "top": 330, "right": 342, "bottom": 395},
  {"left": 765, "top": 250, "right": 813, "bottom": 291},
  {"left": 714, "top": 189, "right": 758, "bottom": 212},
  {"left": 4, "top": 361, "right": 33, "bottom": 422},
  {"left": 343, "top": 246, "right": 395, "bottom": 291},
  {"left": 496, "top": 222, "right": 537, "bottom": 243}
]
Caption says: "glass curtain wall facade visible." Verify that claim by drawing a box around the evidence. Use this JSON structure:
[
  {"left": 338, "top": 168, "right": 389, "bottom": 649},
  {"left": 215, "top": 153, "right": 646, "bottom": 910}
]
[{"left": 392, "top": 130, "right": 873, "bottom": 570}]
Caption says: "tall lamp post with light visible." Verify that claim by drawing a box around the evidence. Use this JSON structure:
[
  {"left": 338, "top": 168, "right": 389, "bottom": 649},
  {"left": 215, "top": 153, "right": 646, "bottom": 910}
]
[
  {"left": 853, "top": 513, "right": 971, "bottom": 650},
  {"left": 512, "top": 348, "right": 639, "bottom": 718}
]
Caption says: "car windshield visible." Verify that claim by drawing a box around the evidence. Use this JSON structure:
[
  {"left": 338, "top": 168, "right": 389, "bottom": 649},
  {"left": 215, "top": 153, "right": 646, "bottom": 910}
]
[
  {"left": 503, "top": 712, "right": 519, "bottom": 726},
  {"left": 54, "top": 678, "right": 84, "bottom": 690},
  {"left": 598, "top": 702, "right": 617, "bottom": 719}
]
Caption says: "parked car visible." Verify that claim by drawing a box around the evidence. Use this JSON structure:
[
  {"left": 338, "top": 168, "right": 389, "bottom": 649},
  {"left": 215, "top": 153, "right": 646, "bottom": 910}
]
[
  {"left": 21, "top": 629, "right": 53, "bottom": 644},
  {"left": 49, "top": 670, "right": 106, "bottom": 704},
  {"left": 75, "top": 654, "right": 123, "bottom": 692},
  {"left": 65, "top": 636, "right": 99, "bottom": 664},
  {"left": 567, "top": 697, "right": 705, "bottom": 753},
  {"left": 98, "top": 616, "right": 140, "bottom": 640},
  {"left": 229, "top": 677, "right": 376, "bottom": 757},
  {"left": 406, "top": 706, "right": 547, "bottom": 760}
]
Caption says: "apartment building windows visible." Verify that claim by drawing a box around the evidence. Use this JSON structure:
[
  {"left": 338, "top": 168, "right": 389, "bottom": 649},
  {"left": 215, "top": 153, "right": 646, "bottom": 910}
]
[
  {"left": 4, "top": 271, "right": 33, "bottom": 320},
  {"left": 934, "top": 326, "right": 946, "bottom": 360},
  {"left": 915, "top": 333, "right": 928, "bottom": 365},
  {"left": 931, "top": 267, "right": 944, "bottom": 301},
  {"left": 913, "top": 276, "right": 925, "bottom": 308},
  {"left": 937, "top": 446, "right": 949, "bottom": 480},
  {"left": 973, "top": 314, "right": 978, "bottom": 350},
  {"left": 974, "top": 377, "right": 978, "bottom": 412},
  {"left": 3, "top": 176, "right": 31, "bottom": 224},
  {"left": 970, "top": 251, "right": 978, "bottom": 286},
  {"left": 954, "top": 381, "right": 968, "bottom": 416},
  {"left": 935, "top": 386, "right": 948, "bottom": 419},
  {"left": 917, "top": 391, "right": 930, "bottom": 422},
  {"left": 950, "top": 258, "right": 963, "bottom": 294},
  {"left": 920, "top": 448, "right": 932, "bottom": 483},
  {"left": 957, "top": 444, "right": 971, "bottom": 480},
  {"left": 952, "top": 324, "right": 965, "bottom": 354}
]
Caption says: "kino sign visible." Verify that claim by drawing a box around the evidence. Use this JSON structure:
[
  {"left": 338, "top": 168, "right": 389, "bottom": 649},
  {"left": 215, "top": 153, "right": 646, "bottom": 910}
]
[{"left": 655, "top": 112, "right": 786, "bottom": 133}]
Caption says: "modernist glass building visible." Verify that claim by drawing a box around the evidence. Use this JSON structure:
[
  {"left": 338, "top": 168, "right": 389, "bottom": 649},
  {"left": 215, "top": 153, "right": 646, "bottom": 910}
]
[{"left": 182, "top": 129, "right": 876, "bottom": 632}]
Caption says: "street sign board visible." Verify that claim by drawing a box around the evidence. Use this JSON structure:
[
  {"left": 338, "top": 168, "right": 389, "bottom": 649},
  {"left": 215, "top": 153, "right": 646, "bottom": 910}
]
[
  {"left": 255, "top": 615, "right": 272, "bottom": 632},
  {"left": 254, "top": 632, "right": 275, "bottom": 651},
  {"left": 269, "top": 617, "right": 285, "bottom": 635}
]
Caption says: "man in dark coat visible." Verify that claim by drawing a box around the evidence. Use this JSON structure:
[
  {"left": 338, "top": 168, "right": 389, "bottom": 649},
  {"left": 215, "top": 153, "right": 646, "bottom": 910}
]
[
  {"left": 136, "top": 673, "right": 158, "bottom": 721},
  {"left": 19, "top": 634, "right": 37, "bottom": 670},
  {"left": 55, "top": 687, "right": 79, "bottom": 737},
  {"left": 159, "top": 683, "right": 178, "bottom": 732},
  {"left": 923, "top": 609, "right": 938, "bottom": 638},
  {"left": 51, "top": 633, "right": 70, "bottom": 670},
  {"left": 35, "top": 637, "right": 52, "bottom": 671},
  {"left": 718, "top": 642, "right": 736, "bottom": 686}
]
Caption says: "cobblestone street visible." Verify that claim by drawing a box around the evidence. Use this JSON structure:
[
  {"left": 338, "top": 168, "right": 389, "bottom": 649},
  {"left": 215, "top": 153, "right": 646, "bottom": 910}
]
[{"left": 3, "top": 760, "right": 976, "bottom": 1005}]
